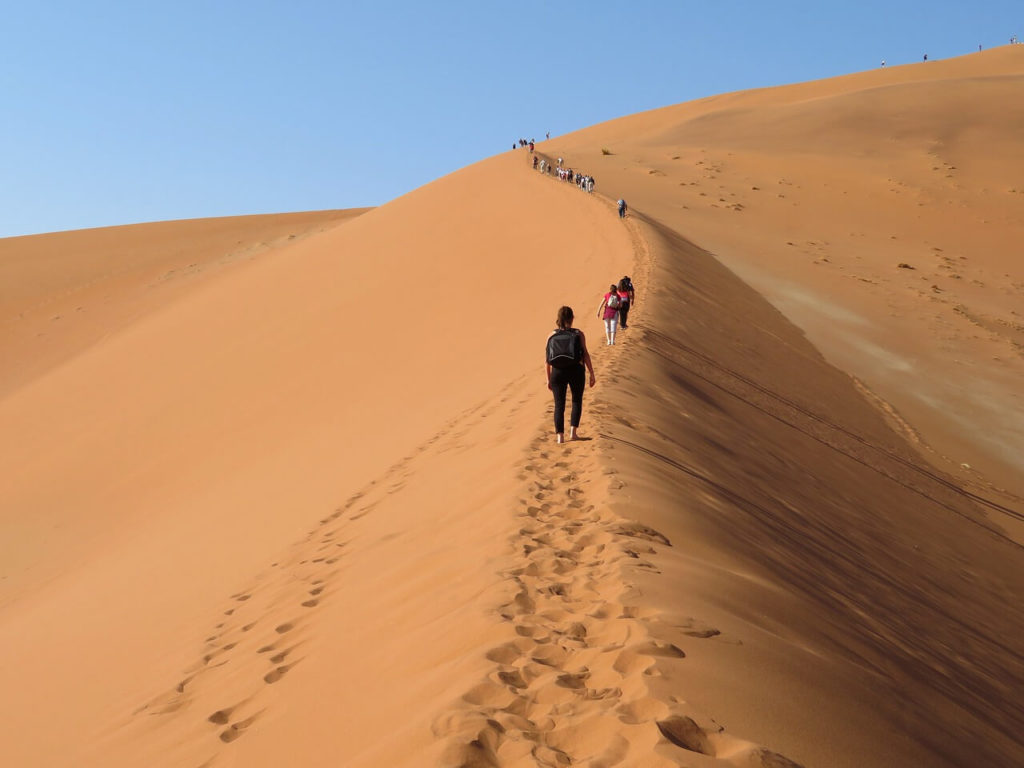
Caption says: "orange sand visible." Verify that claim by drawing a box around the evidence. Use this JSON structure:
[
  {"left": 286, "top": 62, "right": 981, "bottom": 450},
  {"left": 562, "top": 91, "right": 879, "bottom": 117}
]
[{"left": 1, "top": 46, "right": 1022, "bottom": 768}]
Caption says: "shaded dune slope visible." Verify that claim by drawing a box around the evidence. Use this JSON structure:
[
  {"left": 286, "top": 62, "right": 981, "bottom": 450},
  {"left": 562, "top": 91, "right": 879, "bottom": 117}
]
[
  {"left": 549, "top": 45, "right": 1024, "bottom": 512},
  {"left": 594, "top": 214, "right": 1023, "bottom": 767}
]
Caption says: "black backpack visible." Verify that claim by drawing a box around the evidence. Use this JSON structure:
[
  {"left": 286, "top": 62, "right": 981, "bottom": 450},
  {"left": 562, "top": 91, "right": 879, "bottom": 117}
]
[{"left": 546, "top": 329, "right": 583, "bottom": 368}]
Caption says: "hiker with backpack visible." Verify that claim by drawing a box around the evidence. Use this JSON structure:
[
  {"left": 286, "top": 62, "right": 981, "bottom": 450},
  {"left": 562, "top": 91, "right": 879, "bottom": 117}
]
[
  {"left": 617, "top": 199, "right": 627, "bottom": 218},
  {"left": 545, "top": 306, "right": 596, "bottom": 444},
  {"left": 597, "top": 284, "right": 621, "bottom": 345},
  {"left": 617, "top": 277, "right": 634, "bottom": 329}
]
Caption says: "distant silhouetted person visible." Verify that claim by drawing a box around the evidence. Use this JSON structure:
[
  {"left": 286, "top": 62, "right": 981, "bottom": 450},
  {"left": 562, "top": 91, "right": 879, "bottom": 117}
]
[
  {"left": 617, "top": 199, "right": 627, "bottom": 218},
  {"left": 923, "top": 53, "right": 928, "bottom": 61}
]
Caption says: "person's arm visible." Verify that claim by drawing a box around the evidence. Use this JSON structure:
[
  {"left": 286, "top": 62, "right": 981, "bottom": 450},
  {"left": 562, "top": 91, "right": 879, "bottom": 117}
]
[
  {"left": 597, "top": 296, "right": 606, "bottom": 318},
  {"left": 578, "top": 331, "right": 596, "bottom": 387}
]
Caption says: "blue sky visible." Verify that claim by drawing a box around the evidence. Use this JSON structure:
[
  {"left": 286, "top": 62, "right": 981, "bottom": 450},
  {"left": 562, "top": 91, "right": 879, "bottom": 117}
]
[{"left": 1, "top": 1, "right": 1019, "bottom": 237}]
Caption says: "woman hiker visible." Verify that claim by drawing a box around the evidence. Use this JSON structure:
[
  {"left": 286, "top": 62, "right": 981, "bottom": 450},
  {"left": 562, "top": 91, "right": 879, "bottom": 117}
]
[
  {"left": 597, "top": 284, "right": 621, "bottom": 345},
  {"left": 545, "top": 306, "right": 596, "bottom": 444}
]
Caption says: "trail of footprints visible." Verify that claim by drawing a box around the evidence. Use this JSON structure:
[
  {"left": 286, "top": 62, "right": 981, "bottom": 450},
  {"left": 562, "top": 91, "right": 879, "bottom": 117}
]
[
  {"left": 435, "top": 430, "right": 805, "bottom": 767},
  {"left": 131, "top": 376, "right": 537, "bottom": 763},
  {"left": 128, "top": 334, "right": 804, "bottom": 767},
  {"left": 133, "top": 488, "right": 361, "bottom": 749},
  {"left": 435, "top": 224, "right": 802, "bottom": 767}
]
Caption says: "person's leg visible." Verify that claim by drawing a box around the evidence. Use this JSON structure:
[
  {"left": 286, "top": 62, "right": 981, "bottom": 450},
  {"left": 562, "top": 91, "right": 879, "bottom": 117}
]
[
  {"left": 609, "top": 316, "right": 618, "bottom": 344},
  {"left": 550, "top": 367, "right": 569, "bottom": 441},
  {"left": 567, "top": 365, "right": 585, "bottom": 439},
  {"left": 619, "top": 302, "right": 629, "bottom": 328},
  {"left": 604, "top": 318, "right": 613, "bottom": 344}
]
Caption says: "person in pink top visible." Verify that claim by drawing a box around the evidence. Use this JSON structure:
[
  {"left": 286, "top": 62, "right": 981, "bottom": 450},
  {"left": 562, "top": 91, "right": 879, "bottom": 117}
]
[
  {"left": 597, "top": 283, "right": 621, "bottom": 345},
  {"left": 616, "top": 277, "right": 634, "bottom": 329}
]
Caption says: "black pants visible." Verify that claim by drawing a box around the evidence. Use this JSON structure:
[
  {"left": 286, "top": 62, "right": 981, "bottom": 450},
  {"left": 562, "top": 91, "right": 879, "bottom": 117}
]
[
  {"left": 618, "top": 300, "right": 630, "bottom": 328},
  {"left": 550, "top": 364, "right": 585, "bottom": 434}
]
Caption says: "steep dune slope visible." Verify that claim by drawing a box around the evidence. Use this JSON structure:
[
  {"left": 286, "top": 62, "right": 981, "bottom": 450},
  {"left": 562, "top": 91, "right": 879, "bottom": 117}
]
[
  {"left": 0, "top": 155, "right": 630, "bottom": 766},
  {"left": 593, "top": 216, "right": 1023, "bottom": 767},
  {"left": 549, "top": 45, "right": 1024, "bottom": 516}
]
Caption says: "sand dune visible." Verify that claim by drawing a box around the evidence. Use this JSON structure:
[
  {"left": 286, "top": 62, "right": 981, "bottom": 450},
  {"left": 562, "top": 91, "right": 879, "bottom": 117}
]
[
  {"left": 550, "top": 45, "right": 1024, "bottom": 517},
  {"left": 0, "top": 210, "right": 366, "bottom": 399},
  {"left": 0, "top": 151, "right": 631, "bottom": 767},
  {"left": 2, "top": 47, "right": 1023, "bottom": 768}
]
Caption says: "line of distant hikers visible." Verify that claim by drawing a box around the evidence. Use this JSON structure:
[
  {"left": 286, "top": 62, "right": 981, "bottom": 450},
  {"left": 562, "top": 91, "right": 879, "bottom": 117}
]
[
  {"left": 531, "top": 154, "right": 596, "bottom": 193},
  {"left": 544, "top": 276, "right": 636, "bottom": 443},
  {"left": 530, "top": 155, "right": 631, "bottom": 220},
  {"left": 526, "top": 146, "right": 635, "bottom": 442}
]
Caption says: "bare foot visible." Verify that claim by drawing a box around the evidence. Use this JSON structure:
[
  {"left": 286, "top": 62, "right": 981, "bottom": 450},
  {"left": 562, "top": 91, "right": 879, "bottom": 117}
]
[
  {"left": 569, "top": 428, "right": 579, "bottom": 441},
  {"left": 556, "top": 433, "right": 565, "bottom": 444}
]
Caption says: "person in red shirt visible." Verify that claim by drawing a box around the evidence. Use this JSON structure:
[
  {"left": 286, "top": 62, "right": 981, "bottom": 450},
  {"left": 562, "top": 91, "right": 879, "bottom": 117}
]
[
  {"left": 597, "top": 284, "right": 621, "bottom": 345},
  {"left": 617, "top": 277, "right": 634, "bottom": 328}
]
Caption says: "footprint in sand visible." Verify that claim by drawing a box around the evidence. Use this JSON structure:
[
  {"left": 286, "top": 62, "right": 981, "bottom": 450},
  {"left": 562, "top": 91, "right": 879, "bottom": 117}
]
[
  {"left": 207, "top": 706, "right": 235, "bottom": 725},
  {"left": 684, "top": 627, "right": 722, "bottom": 639},
  {"left": 555, "top": 670, "right": 590, "bottom": 689},
  {"left": 485, "top": 643, "right": 524, "bottom": 665},
  {"left": 657, "top": 715, "right": 806, "bottom": 767},
  {"left": 496, "top": 668, "right": 530, "bottom": 689},
  {"left": 616, "top": 696, "right": 670, "bottom": 724},
  {"left": 219, "top": 712, "right": 260, "bottom": 743},
  {"left": 657, "top": 715, "right": 713, "bottom": 754},
  {"left": 263, "top": 664, "right": 293, "bottom": 684},
  {"left": 269, "top": 646, "right": 295, "bottom": 664}
]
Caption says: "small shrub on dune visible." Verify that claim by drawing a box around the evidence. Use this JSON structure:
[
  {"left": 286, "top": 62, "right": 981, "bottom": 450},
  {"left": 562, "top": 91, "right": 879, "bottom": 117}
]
[{"left": 601, "top": 147, "right": 613, "bottom": 155}]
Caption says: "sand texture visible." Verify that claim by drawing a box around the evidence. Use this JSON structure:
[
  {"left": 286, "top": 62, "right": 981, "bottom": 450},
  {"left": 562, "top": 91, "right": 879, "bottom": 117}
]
[{"left": 1, "top": 47, "right": 1022, "bottom": 768}]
